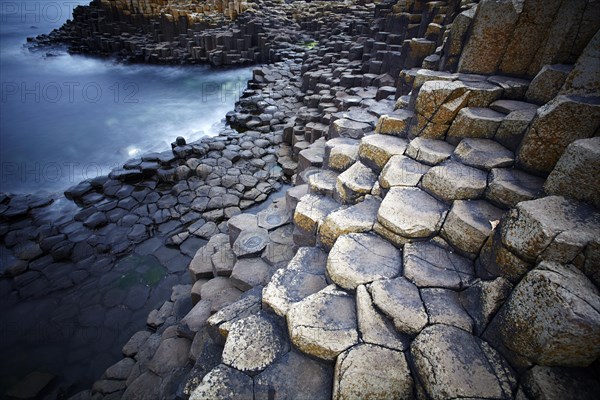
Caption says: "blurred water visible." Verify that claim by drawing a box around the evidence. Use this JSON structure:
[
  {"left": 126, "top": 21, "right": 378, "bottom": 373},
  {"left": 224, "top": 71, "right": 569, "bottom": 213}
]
[{"left": 0, "top": 0, "right": 251, "bottom": 194}]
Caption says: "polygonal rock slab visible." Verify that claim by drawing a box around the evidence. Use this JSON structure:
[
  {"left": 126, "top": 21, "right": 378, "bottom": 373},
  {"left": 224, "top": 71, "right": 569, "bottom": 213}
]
[
  {"left": 421, "top": 160, "right": 488, "bottom": 202},
  {"left": 356, "top": 285, "right": 409, "bottom": 351},
  {"left": 485, "top": 168, "right": 544, "bottom": 208},
  {"left": 516, "top": 95, "right": 600, "bottom": 175},
  {"left": 544, "top": 137, "right": 600, "bottom": 209},
  {"left": 287, "top": 285, "right": 359, "bottom": 360},
  {"left": 262, "top": 247, "right": 328, "bottom": 317},
  {"left": 206, "top": 291, "right": 262, "bottom": 339},
  {"left": 228, "top": 213, "right": 258, "bottom": 245},
  {"left": 421, "top": 288, "right": 474, "bottom": 333},
  {"left": 148, "top": 335, "right": 191, "bottom": 377},
  {"left": 403, "top": 241, "right": 474, "bottom": 289},
  {"left": 307, "top": 170, "right": 339, "bottom": 198},
  {"left": 411, "top": 324, "right": 516, "bottom": 400},
  {"left": 369, "top": 277, "right": 428, "bottom": 336},
  {"left": 336, "top": 161, "right": 378, "bottom": 204},
  {"left": 459, "top": 277, "right": 513, "bottom": 336},
  {"left": 200, "top": 277, "right": 243, "bottom": 313},
  {"left": 405, "top": 137, "right": 455, "bottom": 166},
  {"left": 378, "top": 187, "right": 448, "bottom": 239},
  {"left": 327, "top": 233, "right": 401, "bottom": 290},
  {"left": 326, "top": 142, "right": 359, "bottom": 172},
  {"left": 222, "top": 313, "right": 290, "bottom": 374},
  {"left": 525, "top": 64, "right": 573, "bottom": 105},
  {"left": 375, "top": 112, "right": 413, "bottom": 136},
  {"left": 294, "top": 193, "right": 341, "bottom": 235},
  {"left": 358, "top": 134, "right": 408, "bottom": 171},
  {"left": 453, "top": 138, "right": 514, "bottom": 170},
  {"left": 329, "top": 118, "right": 372, "bottom": 139},
  {"left": 254, "top": 350, "right": 333, "bottom": 400},
  {"left": 447, "top": 107, "right": 505, "bottom": 144},
  {"left": 333, "top": 344, "right": 413, "bottom": 400},
  {"left": 319, "top": 195, "right": 381, "bottom": 249},
  {"left": 189, "top": 364, "right": 254, "bottom": 400},
  {"left": 233, "top": 228, "right": 270, "bottom": 258},
  {"left": 257, "top": 208, "right": 290, "bottom": 231},
  {"left": 500, "top": 196, "right": 600, "bottom": 263},
  {"left": 485, "top": 261, "right": 600, "bottom": 368},
  {"left": 441, "top": 200, "right": 504, "bottom": 255},
  {"left": 230, "top": 258, "right": 273, "bottom": 291},
  {"left": 379, "top": 155, "right": 430, "bottom": 188}
]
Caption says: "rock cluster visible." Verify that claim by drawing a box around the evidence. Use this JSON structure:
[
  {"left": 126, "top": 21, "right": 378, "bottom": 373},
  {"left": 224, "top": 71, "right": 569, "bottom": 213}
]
[{"left": 2, "top": 0, "right": 600, "bottom": 399}]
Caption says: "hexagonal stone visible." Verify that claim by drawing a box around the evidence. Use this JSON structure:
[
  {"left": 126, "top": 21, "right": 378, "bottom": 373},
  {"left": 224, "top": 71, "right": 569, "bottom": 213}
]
[
  {"left": 189, "top": 241, "right": 217, "bottom": 281},
  {"left": 148, "top": 335, "right": 191, "bottom": 377},
  {"left": 207, "top": 291, "right": 262, "bottom": 338},
  {"left": 211, "top": 246, "right": 236, "bottom": 277},
  {"left": 230, "top": 258, "right": 273, "bottom": 291},
  {"left": 222, "top": 312, "right": 290, "bottom": 374},
  {"left": 411, "top": 325, "right": 516, "bottom": 400},
  {"left": 189, "top": 364, "right": 254, "bottom": 400},
  {"left": 233, "top": 228, "right": 270, "bottom": 258},
  {"left": 269, "top": 224, "right": 294, "bottom": 245},
  {"left": 326, "top": 142, "right": 359, "bottom": 172},
  {"left": 378, "top": 187, "right": 448, "bottom": 239},
  {"left": 447, "top": 107, "right": 505, "bottom": 144},
  {"left": 441, "top": 200, "right": 505, "bottom": 255},
  {"left": 333, "top": 344, "right": 413, "bottom": 400},
  {"left": 501, "top": 196, "right": 600, "bottom": 263},
  {"left": 421, "top": 288, "right": 473, "bottom": 332},
  {"left": 262, "top": 247, "right": 328, "bottom": 317},
  {"left": 262, "top": 242, "right": 296, "bottom": 267},
  {"left": 405, "top": 137, "right": 455, "bottom": 165},
  {"left": 318, "top": 195, "right": 380, "bottom": 249},
  {"left": 358, "top": 134, "right": 408, "bottom": 171},
  {"left": 494, "top": 108, "right": 537, "bottom": 151},
  {"left": 285, "top": 184, "right": 308, "bottom": 214},
  {"left": 485, "top": 168, "right": 545, "bottom": 208},
  {"left": 403, "top": 241, "right": 474, "bottom": 289},
  {"left": 544, "top": 137, "right": 600, "bottom": 209},
  {"left": 356, "top": 285, "right": 409, "bottom": 351},
  {"left": 307, "top": 170, "right": 339, "bottom": 197},
  {"left": 177, "top": 300, "right": 212, "bottom": 339},
  {"left": 254, "top": 350, "right": 333, "bottom": 400},
  {"left": 327, "top": 233, "right": 401, "bottom": 290},
  {"left": 257, "top": 208, "right": 290, "bottom": 231},
  {"left": 228, "top": 214, "right": 258, "bottom": 245},
  {"left": 287, "top": 285, "right": 359, "bottom": 360},
  {"left": 453, "top": 138, "right": 514, "bottom": 170},
  {"left": 485, "top": 261, "right": 600, "bottom": 369},
  {"left": 375, "top": 111, "right": 413, "bottom": 136},
  {"left": 298, "top": 146, "right": 325, "bottom": 172},
  {"left": 294, "top": 193, "right": 341, "bottom": 237},
  {"left": 200, "top": 277, "right": 243, "bottom": 313},
  {"left": 329, "top": 118, "right": 372, "bottom": 139},
  {"left": 459, "top": 277, "right": 513, "bottom": 336},
  {"left": 379, "top": 155, "right": 430, "bottom": 188},
  {"left": 336, "top": 161, "right": 378, "bottom": 204},
  {"left": 370, "top": 277, "right": 428, "bottom": 336},
  {"left": 421, "top": 160, "right": 488, "bottom": 202}
]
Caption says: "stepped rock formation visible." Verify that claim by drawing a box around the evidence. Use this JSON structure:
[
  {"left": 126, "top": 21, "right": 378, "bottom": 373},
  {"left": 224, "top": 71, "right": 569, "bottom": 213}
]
[{"left": 2, "top": 0, "right": 600, "bottom": 399}]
